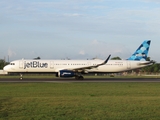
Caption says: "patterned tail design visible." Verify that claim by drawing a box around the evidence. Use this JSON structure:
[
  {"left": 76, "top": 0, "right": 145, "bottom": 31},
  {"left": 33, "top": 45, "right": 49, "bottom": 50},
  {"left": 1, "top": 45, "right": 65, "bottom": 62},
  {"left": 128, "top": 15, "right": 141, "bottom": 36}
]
[{"left": 128, "top": 40, "right": 151, "bottom": 61}]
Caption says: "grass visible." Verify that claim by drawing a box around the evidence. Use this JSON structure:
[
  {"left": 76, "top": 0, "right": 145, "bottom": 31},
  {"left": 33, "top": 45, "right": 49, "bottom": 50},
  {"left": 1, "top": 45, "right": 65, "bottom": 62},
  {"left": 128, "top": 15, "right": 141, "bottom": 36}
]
[{"left": 0, "top": 83, "right": 160, "bottom": 120}]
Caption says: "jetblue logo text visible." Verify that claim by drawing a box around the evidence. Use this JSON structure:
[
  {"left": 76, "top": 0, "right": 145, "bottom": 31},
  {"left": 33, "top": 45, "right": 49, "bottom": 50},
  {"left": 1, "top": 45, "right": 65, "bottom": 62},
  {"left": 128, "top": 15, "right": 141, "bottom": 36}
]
[
  {"left": 62, "top": 72, "right": 71, "bottom": 76},
  {"left": 136, "top": 54, "right": 146, "bottom": 57},
  {"left": 24, "top": 61, "right": 48, "bottom": 69}
]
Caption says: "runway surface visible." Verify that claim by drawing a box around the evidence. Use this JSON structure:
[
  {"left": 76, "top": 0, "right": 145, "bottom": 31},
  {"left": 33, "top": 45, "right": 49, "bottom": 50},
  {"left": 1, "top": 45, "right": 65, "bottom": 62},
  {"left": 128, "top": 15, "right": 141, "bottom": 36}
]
[{"left": 0, "top": 78, "right": 160, "bottom": 83}]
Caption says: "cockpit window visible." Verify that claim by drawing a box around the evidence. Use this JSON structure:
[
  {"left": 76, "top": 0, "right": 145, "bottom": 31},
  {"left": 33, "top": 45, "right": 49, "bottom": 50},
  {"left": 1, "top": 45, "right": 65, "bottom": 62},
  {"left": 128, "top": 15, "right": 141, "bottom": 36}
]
[{"left": 10, "top": 63, "right": 15, "bottom": 65}]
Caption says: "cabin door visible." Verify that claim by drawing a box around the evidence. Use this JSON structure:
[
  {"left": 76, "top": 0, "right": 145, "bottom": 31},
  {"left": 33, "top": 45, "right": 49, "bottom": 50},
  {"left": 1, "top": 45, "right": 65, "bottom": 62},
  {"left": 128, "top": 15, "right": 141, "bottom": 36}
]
[
  {"left": 19, "top": 61, "right": 23, "bottom": 69},
  {"left": 87, "top": 62, "right": 91, "bottom": 66},
  {"left": 50, "top": 61, "right": 54, "bottom": 69},
  {"left": 127, "top": 61, "right": 131, "bottom": 69}
]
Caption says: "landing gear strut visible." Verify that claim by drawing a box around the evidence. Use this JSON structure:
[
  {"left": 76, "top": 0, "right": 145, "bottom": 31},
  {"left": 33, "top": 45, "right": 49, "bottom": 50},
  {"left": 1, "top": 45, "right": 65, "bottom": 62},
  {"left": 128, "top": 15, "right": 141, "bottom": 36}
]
[{"left": 20, "top": 73, "right": 23, "bottom": 80}]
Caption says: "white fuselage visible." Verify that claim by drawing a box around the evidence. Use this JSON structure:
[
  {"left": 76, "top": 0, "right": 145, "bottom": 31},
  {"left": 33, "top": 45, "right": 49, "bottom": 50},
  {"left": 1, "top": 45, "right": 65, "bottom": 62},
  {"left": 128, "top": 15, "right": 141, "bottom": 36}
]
[{"left": 3, "top": 59, "right": 151, "bottom": 73}]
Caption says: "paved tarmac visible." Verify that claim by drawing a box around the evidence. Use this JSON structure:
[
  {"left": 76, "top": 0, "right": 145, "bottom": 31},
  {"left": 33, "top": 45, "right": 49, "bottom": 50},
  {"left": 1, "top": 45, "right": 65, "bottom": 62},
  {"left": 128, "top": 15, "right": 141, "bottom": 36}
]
[{"left": 0, "top": 78, "right": 160, "bottom": 83}]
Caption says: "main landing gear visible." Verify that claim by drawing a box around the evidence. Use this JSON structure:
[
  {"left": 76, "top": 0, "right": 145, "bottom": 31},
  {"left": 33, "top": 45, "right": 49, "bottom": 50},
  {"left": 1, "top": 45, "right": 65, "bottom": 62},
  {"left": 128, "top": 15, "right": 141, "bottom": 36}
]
[
  {"left": 75, "top": 75, "right": 84, "bottom": 80},
  {"left": 20, "top": 73, "right": 23, "bottom": 80}
]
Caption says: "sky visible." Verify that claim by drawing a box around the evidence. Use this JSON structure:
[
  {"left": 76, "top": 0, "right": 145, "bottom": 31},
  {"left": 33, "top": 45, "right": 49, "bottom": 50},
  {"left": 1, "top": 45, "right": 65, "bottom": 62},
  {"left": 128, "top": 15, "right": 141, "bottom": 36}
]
[{"left": 1, "top": 0, "right": 160, "bottom": 62}]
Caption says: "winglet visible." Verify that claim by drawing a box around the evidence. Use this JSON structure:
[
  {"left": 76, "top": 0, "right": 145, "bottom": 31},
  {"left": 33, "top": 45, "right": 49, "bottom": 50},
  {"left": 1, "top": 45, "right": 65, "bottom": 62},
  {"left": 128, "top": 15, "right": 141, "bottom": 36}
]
[
  {"left": 103, "top": 54, "right": 111, "bottom": 64},
  {"left": 97, "top": 54, "right": 111, "bottom": 67}
]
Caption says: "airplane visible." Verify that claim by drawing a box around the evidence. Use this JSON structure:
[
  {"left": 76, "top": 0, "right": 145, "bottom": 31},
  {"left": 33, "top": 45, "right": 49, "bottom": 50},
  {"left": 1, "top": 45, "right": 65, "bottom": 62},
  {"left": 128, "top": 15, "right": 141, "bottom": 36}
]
[{"left": 3, "top": 40, "right": 153, "bottom": 79}]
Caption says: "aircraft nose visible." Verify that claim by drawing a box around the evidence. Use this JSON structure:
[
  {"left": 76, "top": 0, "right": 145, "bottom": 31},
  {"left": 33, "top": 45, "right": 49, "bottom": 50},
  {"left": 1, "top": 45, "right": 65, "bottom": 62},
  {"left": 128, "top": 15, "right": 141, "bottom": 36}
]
[{"left": 3, "top": 65, "right": 9, "bottom": 71}]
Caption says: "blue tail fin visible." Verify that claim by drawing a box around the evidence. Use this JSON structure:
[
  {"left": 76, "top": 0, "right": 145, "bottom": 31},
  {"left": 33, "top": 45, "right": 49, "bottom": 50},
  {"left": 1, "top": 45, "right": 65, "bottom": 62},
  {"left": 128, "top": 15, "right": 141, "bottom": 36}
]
[{"left": 127, "top": 40, "right": 151, "bottom": 61}]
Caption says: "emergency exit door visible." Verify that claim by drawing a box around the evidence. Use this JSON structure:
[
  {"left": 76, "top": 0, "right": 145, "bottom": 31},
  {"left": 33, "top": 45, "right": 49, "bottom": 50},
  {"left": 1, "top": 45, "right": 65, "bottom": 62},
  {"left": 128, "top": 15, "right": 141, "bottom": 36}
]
[
  {"left": 19, "top": 61, "right": 23, "bottom": 69},
  {"left": 127, "top": 61, "right": 131, "bottom": 69},
  {"left": 50, "top": 61, "right": 54, "bottom": 69}
]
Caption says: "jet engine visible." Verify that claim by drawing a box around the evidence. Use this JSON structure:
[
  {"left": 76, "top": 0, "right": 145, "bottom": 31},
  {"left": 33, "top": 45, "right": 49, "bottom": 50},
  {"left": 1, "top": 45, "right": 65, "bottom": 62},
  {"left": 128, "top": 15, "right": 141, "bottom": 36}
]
[{"left": 56, "top": 70, "right": 75, "bottom": 77}]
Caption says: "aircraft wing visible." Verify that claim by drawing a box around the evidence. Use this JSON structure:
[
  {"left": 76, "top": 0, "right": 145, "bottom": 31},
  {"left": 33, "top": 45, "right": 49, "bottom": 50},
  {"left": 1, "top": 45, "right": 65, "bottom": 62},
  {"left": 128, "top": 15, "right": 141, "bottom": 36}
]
[{"left": 67, "top": 54, "right": 111, "bottom": 72}]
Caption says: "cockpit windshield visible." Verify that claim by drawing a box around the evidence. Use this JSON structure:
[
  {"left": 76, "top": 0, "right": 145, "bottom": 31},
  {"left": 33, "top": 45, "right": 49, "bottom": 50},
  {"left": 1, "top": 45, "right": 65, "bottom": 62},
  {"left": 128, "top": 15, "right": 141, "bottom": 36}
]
[{"left": 10, "top": 63, "right": 15, "bottom": 65}]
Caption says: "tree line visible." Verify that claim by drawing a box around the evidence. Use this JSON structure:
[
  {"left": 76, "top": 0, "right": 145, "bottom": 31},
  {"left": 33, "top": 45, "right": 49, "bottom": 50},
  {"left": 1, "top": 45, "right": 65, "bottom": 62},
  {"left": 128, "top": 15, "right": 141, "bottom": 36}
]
[{"left": 0, "top": 59, "right": 9, "bottom": 69}]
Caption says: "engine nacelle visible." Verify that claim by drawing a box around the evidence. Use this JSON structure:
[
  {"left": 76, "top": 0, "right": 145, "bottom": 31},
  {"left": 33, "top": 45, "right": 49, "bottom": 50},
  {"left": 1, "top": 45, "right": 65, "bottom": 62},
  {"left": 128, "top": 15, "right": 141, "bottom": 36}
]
[{"left": 56, "top": 70, "right": 75, "bottom": 77}]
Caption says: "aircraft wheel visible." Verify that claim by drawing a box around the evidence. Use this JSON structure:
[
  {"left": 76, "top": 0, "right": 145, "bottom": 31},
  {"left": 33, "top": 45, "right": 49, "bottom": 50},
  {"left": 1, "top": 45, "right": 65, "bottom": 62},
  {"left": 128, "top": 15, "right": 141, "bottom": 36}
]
[
  {"left": 78, "top": 75, "right": 84, "bottom": 80},
  {"left": 20, "top": 74, "right": 23, "bottom": 80},
  {"left": 75, "top": 75, "right": 84, "bottom": 80}
]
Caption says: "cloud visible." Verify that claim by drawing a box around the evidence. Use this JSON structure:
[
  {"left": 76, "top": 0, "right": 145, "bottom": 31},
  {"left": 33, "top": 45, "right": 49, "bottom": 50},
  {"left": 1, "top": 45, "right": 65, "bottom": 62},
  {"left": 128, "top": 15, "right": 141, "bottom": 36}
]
[
  {"left": 0, "top": 0, "right": 160, "bottom": 62},
  {"left": 64, "top": 13, "right": 84, "bottom": 17},
  {"left": 92, "top": 39, "right": 99, "bottom": 45},
  {"left": 79, "top": 50, "right": 86, "bottom": 55},
  {"left": 142, "top": 0, "right": 160, "bottom": 3},
  {"left": 76, "top": 40, "right": 130, "bottom": 59}
]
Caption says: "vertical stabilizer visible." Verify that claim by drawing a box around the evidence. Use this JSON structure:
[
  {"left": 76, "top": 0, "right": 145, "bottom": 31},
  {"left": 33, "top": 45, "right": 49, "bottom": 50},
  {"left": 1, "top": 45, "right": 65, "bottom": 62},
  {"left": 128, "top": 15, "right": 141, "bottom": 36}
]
[{"left": 127, "top": 40, "right": 151, "bottom": 61}]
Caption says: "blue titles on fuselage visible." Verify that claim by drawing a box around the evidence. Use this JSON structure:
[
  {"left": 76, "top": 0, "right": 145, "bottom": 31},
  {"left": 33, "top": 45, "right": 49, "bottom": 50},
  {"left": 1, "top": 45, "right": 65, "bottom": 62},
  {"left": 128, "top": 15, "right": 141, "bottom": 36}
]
[{"left": 24, "top": 61, "right": 48, "bottom": 69}]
